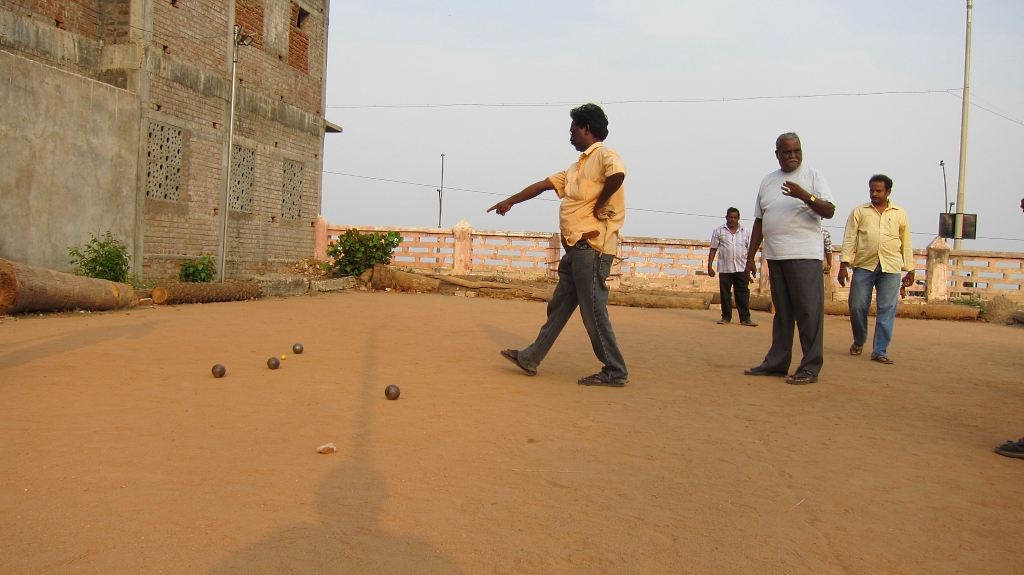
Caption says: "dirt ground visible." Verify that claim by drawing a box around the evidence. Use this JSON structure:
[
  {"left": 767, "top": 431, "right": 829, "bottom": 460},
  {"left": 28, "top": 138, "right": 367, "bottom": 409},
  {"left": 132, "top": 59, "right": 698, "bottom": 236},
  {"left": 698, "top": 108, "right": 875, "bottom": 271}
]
[{"left": 1, "top": 292, "right": 1022, "bottom": 574}]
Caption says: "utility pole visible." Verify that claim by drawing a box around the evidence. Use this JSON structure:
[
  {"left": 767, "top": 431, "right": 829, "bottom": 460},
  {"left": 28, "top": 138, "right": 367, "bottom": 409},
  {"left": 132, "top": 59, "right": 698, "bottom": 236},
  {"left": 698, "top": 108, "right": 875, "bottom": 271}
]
[
  {"left": 217, "top": 25, "right": 252, "bottom": 282},
  {"left": 437, "top": 153, "right": 445, "bottom": 228},
  {"left": 953, "top": 0, "right": 973, "bottom": 250}
]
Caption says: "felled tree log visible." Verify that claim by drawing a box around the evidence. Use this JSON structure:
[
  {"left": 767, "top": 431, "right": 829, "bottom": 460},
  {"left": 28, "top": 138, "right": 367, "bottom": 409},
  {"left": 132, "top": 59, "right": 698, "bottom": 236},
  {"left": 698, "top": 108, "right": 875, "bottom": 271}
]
[
  {"left": 823, "top": 301, "right": 979, "bottom": 320},
  {"left": 0, "top": 258, "right": 135, "bottom": 315},
  {"left": 152, "top": 281, "right": 261, "bottom": 305},
  {"left": 710, "top": 293, "right": 772, "bottom": 312},
  {"left": 371, "top": 264, "right": 441, "bottom": 292}
]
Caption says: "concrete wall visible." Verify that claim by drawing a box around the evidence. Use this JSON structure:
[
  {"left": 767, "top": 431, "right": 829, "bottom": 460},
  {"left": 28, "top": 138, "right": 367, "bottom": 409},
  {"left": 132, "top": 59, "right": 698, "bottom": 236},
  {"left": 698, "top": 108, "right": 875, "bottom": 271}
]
[{"left": 0, "top": 49, "right": 140, "bottom": 271}]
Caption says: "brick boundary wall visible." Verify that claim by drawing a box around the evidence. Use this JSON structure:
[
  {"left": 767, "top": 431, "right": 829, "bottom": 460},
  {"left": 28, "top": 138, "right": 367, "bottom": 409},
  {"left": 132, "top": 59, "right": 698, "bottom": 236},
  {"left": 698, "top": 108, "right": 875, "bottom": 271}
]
[{"left": 315, "top": 218, "right": 1024, "bottom": 303}]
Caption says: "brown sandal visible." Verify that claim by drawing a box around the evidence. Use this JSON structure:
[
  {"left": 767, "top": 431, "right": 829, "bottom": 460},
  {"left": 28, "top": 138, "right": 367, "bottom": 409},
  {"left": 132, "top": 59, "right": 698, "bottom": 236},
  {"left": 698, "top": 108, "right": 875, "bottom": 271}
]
[
  {"left": 500, "top": 349, "right": 537, "bottom": 375},
  {"left": 850, "top": 344, "right": 863, "bottom": 355},
  {"left": 871, "top": 355, "right": 894, "bottom": 365}
]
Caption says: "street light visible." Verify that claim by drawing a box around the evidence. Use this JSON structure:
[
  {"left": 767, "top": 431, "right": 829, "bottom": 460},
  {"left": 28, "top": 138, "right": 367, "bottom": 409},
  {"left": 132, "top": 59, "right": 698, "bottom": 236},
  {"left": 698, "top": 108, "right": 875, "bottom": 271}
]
[
  {"left": 217, "top": 25, "right": 252, "bottom": 282},
  {"left": 437, "top": 153, "right": 445, "bottom": 228},
  {"left": 953, "top": 0, "right": 973, "bottom": 250}
]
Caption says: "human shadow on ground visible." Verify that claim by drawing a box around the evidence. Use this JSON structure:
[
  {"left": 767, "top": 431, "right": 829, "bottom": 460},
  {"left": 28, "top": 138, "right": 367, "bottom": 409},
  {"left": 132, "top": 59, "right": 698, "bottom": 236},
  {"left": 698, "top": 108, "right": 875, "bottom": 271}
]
[
  {"left": 0, "top": 320, "right": 162, "bottom": 372},
  {"left": 475, "top": 322, "right": 536, "bottom": 348},
  {"left": 207, "top": 328, "right": 467, "bottom": 575}
]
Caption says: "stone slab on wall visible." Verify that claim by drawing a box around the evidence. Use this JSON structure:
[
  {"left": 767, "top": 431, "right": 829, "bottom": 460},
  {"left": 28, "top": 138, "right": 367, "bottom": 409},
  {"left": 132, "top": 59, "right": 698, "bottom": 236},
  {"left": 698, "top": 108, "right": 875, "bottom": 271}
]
[{"left": 0, "top": 50, "right": 140, "bottom": 271}]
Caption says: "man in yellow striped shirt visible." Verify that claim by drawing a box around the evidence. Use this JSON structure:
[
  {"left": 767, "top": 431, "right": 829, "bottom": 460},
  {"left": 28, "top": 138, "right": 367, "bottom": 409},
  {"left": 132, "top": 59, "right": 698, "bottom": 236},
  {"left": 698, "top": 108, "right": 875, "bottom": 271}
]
[{"left": 837, "top": 174, "right": 915, "bottom": 364}]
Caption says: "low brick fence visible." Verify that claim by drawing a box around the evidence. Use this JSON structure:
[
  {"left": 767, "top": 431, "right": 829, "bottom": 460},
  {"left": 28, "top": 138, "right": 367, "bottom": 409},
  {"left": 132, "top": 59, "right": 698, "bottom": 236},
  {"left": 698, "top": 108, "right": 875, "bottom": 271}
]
[{"left": 314, "top": 217, "right": 1024, "bottom": 303}]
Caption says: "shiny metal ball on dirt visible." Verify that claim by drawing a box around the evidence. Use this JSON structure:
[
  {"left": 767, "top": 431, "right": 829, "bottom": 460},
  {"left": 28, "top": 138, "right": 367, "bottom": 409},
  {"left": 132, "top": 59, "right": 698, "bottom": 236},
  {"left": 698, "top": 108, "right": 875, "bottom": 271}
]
[
  {"left": 267, "top": 357, "right": 280, "bottom": 370},
  {"left": 384, "top": 385, "right": 401, "bottom": 400},
  {"left": 212, "top": 364, "right": 226, "bottom": 378},
  {"left": 293, "top": 343, "right": 304, "bottom": 354}
]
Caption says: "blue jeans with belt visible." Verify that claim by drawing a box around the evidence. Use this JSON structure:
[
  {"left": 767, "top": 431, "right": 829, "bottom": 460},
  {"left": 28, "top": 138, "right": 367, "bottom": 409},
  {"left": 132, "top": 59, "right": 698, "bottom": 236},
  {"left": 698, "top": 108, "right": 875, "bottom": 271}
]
[
  {"left": 517, "top": 241, "right": 628, "bottom": 382},
  {"left": 849, "top": 264, "right": 902, "bottom": 358}
]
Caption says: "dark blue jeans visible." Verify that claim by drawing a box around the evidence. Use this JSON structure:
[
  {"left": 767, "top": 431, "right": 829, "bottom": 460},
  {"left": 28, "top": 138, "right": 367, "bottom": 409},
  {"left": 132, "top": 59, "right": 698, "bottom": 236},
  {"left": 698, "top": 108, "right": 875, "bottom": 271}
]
[
  {"left": 849, "top": 264, "right": 901, "bottom": 358},
  {"left": 518, "top": 242, "right": 628, "bottom": 382}
]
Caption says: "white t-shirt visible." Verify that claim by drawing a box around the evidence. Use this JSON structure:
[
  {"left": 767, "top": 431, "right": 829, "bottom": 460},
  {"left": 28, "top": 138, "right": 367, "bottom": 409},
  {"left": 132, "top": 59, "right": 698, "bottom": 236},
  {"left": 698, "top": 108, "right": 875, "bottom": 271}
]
[{"left": 754, "top": 165, "right": 833, "bottom": 260}]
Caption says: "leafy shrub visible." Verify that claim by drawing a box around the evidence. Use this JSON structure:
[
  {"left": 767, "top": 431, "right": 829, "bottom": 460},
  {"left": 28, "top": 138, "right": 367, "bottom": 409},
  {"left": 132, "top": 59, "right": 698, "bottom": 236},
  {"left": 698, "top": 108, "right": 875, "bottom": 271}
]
[
  {"left": 326, "top": 229, "right": 403, "bottom": 277},
  {"left": 179, "top": 254, "right": 216, "bottom": 283},
  {"left": 67, "top": 232, "right": 131, "bottom": 282}
]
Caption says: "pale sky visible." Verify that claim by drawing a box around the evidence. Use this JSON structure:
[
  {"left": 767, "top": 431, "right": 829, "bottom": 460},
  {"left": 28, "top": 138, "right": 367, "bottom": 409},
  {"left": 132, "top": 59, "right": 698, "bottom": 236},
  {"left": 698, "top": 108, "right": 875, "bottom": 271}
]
[{"left": 320, "top": 0, "right": 1024, "bottom": 252}]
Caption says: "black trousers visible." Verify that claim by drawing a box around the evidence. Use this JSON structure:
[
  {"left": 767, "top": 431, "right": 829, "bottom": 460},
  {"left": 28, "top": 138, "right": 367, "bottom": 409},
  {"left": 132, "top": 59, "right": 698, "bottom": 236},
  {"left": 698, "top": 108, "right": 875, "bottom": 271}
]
[
  {"left": 760, "top": 259, "right": 825, "bottom": 376},
  {"left": 718, "top": 272, "right": 751, "bottom": 323}
]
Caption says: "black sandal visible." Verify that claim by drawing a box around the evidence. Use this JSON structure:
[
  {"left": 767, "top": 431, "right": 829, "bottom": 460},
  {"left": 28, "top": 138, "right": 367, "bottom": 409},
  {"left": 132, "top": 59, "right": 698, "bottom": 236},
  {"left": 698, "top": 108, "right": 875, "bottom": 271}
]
[
  {"left": 578, "top": 374, "right": 626, "bottom": 387},
  {"left": 500, "top": 349, "right": 536, "bottom": 376},
  {"left": 744, "top": 366, "right": 786, "bottom": 377},
  {"left": 785, "top": 371, "right": 818, "bottom": 385}
]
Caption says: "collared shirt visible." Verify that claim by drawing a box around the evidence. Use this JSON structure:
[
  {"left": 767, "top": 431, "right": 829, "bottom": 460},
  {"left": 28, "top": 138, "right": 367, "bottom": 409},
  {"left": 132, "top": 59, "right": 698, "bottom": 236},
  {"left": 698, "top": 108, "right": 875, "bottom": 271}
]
[
  {"left": 547, "top": 142, "right": 626, "bottom": 255},
  {"left": 840, "top": 201, "right": 914, "bottom": 273},
  {"left": 753, "top": 165, "right": 834, "bottom": 260},
  {"left": 710, "top": 224, "right": 750, "bottom": 273}
]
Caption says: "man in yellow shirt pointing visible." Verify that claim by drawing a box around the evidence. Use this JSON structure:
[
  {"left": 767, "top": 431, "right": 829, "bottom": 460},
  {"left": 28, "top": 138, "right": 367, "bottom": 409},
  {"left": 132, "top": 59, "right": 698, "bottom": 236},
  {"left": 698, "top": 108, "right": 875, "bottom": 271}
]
[
  {"left": 837, "top": 174, "right": 915, "bottom": 364},
  {"left": 487, "top": 103, "right": 628, "bottom": 387}
]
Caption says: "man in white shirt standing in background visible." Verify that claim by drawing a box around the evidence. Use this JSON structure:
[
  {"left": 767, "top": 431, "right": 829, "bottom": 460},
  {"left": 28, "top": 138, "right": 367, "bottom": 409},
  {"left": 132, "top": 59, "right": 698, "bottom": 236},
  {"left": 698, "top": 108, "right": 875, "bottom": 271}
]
[
  {"left": 707, "top": 207, "right": 757, "bottom": 326},
  {"left": 743, "top": 133, "right": 836, "bottom": 385}
]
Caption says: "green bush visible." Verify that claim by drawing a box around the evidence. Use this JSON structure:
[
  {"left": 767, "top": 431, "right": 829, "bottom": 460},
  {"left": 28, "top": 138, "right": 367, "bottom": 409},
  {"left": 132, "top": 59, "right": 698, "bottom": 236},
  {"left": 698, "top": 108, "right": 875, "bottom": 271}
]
[
  {"left": 67, "top": 232, "right": 131, "bottom": 282},
  {"left": 326, "top": 229, "right": 403, "bottom": 277},
  {"left": 179, "top": 254, "right": 216, "bottom": 283}
]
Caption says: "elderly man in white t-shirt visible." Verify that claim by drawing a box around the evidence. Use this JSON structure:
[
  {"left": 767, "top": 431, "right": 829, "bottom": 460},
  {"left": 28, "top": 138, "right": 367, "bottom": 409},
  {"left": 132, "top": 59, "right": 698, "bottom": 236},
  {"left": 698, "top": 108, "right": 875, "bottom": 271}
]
[{"left": 743, "top": 133, "right": 836, "bottom": 385}]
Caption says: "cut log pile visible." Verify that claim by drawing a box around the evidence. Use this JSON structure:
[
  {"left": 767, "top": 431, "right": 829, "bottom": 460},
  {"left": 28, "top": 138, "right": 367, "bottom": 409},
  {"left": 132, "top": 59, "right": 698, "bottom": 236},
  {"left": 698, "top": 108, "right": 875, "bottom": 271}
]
[{"left": 0, "top": 259, "right": 135, "bottom": 315}]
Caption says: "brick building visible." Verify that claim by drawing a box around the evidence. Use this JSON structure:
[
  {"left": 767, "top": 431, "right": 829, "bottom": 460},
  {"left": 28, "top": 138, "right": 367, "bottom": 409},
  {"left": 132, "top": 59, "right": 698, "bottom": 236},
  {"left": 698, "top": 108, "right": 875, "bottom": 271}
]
[{"left": 0, "top": 0, "right": 336, "bottom": 279}]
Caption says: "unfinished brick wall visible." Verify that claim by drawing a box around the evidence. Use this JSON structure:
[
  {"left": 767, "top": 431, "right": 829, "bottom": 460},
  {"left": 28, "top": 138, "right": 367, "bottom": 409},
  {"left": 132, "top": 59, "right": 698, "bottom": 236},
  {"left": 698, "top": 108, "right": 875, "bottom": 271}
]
[
  {"left": 141, "top": 0, "right": 325, "bottom": 280},
  {"left": 152, "top": 0, "right": 229, "bottom": 73},
  {"left": 234, "top": 0, "right": 263, "bottom": 48},
  {"left": 2, "top": 0, "right": 328, "bottom": 281},
  {"left": 2, "top": 0, "right": 102, "bottom": 38},
  {"left": 286, "top": 2, "right": 307, "bottom": 73}
]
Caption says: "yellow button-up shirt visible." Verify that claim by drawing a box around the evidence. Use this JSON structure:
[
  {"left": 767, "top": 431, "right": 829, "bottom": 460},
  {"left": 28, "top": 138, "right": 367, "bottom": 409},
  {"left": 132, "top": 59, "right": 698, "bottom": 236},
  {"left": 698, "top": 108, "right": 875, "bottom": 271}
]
[
  {"left": 840, "top": 201, "right": 914, "bottom": 273},
  {"left": 547, "top": 142, "right": 626, "bottom": 255}
]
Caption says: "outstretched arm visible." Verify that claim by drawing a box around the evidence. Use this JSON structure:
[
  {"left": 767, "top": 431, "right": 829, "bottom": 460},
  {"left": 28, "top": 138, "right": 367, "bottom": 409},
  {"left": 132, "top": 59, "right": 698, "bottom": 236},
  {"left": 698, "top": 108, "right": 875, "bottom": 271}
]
[{"left": 487, "top": 179, "right": 556, "bottom": 216}]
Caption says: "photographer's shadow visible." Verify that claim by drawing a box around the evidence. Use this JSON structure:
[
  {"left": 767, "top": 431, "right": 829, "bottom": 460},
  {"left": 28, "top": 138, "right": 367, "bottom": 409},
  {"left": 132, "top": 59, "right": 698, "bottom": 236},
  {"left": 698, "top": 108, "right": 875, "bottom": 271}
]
[{"left": 208, "top": 328, "right": 466, "bottom": 574}]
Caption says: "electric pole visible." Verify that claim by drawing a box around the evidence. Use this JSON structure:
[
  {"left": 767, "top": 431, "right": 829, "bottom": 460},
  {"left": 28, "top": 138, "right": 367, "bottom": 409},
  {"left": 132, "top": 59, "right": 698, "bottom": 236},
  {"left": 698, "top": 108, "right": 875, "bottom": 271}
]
[{"left": 953, "top": 0, "right": 973, "bottom": 250}]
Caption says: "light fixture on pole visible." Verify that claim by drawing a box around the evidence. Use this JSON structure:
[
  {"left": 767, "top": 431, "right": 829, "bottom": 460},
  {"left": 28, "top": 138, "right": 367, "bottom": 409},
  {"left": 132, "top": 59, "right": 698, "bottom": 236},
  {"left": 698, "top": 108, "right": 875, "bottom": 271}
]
[
  {"left": 217, "top": 25, "right": 252, "bottom": 282},
  {"left": 940, "top": 160, "right": 952, "bottom": 213},
  {"left": 437, "top": 153, "right": 445, "bottom": 228},
  {"left": 953, "top": 0, "right": 973, "bottom": 250}
]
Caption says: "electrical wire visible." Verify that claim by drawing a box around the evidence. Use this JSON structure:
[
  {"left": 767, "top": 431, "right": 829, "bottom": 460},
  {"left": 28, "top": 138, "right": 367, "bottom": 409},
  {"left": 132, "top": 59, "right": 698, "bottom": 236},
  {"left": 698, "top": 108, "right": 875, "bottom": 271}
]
[
  {"left": 322, "top": 170, "right": 1024, "bottom": 242},
  {"left": 326, "top": 89, "right": 959, "bottom": 109},
  {"left": 329, "top": 88, "right": 1024, "bottom": 128},
  {"left": 944, "top": 90, "right": 1024, "bottom": 127}
]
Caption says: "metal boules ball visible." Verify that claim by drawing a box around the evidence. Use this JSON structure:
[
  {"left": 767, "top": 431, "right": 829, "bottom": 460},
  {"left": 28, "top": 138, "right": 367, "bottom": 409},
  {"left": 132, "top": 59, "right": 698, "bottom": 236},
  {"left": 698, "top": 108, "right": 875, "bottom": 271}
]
[
  {"left": 212, "top": 364, "right": 226, "bottom": 378},
  {"left": 293, "top": 343, "right": 304, "bottom": 354},
  {"left": 384, "top": 385, "right": 400, "bottom": 400},
  {"left": 267, "top": 357, "right": 280, "bottom": 370}
]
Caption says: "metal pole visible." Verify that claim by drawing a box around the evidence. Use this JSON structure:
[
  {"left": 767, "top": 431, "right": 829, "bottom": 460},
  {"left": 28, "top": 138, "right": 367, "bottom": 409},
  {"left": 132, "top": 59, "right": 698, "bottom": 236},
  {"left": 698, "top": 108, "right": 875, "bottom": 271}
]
[
  {"left": 217, "top": 27, "right": 240, "bottom": 281},
  {"left": 953, "top": 0, "right": 973, "bottom": 249},
  {"left": 437, "top": 153, "right": 445, "bottom": 228}
]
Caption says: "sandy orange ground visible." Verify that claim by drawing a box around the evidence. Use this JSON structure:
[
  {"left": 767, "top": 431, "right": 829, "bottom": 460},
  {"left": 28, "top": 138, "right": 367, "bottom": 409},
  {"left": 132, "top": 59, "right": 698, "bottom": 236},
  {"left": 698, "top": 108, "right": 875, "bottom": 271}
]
[{"left": 1, "top": 291, "right": 1022, "bottom": 574}]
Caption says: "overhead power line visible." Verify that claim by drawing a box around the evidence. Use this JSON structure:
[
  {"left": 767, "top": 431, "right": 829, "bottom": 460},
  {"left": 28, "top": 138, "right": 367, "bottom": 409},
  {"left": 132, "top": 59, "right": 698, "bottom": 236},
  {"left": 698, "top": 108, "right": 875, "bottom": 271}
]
[
  {"left": 326, "top": 89, "right": 958, "bottom": 109},
  {"left": 322, "top": 170, "right": 1024, "bottom": 242},
  {"left": 326, "top": 88, "right": 1023, "bottom": 128}
]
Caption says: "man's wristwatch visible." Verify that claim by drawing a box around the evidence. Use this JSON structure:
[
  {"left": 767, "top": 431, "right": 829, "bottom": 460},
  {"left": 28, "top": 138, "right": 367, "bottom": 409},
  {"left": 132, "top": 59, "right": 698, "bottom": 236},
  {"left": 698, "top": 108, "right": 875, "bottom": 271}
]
[{"left": 806, "top": 195, "right": 816, "bottom": 204}]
